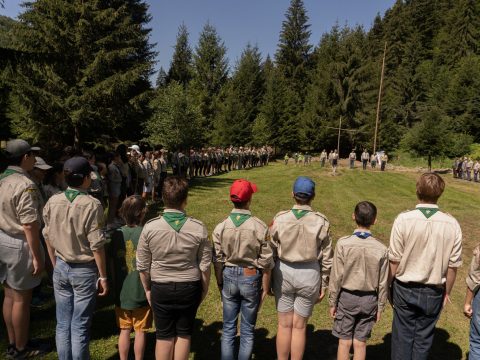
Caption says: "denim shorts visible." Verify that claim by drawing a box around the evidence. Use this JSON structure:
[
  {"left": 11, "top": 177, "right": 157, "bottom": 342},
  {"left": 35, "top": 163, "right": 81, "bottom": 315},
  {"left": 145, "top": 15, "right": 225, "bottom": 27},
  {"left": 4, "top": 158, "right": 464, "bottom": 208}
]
[
  {"left": 0, "top": 230, "right": 44, "bottom": 290},
  {"left": 151, "top": 281, "right": 202, "bottom": 339}
]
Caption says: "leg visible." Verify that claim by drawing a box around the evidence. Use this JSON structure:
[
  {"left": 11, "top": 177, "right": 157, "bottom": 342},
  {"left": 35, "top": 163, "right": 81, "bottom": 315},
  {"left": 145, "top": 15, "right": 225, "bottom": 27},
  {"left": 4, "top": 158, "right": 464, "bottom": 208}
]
[
  {"left": 3, "top": 285, "right": 15, "bottom": 345},
  {"left": 7, "top": 286, "right": 33, "bottom": 351},
  {"left": 290, "top": 313, "right": 308, "bottom": 360},
  {"left": 133, "top": 330, "right": 146, "bottom": 360},
  {"left": 391, "top": 282, "right": 416, "bottom": 360},
  {"left": 470, "top": 290, "right": 480, "bottom": 359},
  {"left": 221, "top": 274, "right": 241, "bottom": 360},
  {"left": 238, "top": 277, "right": 261, "bottom": 360},
  {"left": 276, "top": 311, "right": 294, "bottom": 360},
  {"left": 353, "top": 339, "right": 366, "bottom": 360},
  {"left": 156, "top": 338, "right": 174, "bottom": 360},
  {"left": 173, "top": 336, "right": 191, "bottom": 360},
  {"left": 118, "top": 329, "right": 131, "bottom": 360},
  {"left": 70, "top": 266, "right": 98, "bottom": 360},
  {"left": 53, "top": 262, "right": 74, "bottom": 360},
  {"left": 337, "top": 339, "right": 353, "bottom": 360}
]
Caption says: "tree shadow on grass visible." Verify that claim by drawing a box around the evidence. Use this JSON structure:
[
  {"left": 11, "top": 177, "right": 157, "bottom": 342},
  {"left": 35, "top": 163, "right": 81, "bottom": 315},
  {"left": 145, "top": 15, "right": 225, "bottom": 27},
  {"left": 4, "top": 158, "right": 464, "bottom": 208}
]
[{"left": 366, "top": 328, "right": 463, "bottom": 360}]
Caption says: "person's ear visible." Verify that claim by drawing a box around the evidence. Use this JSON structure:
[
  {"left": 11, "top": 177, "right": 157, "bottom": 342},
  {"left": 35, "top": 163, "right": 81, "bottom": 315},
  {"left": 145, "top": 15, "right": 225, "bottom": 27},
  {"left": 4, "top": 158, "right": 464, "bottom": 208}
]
[
  {"left": 352, "top": 213, "right": 356, "bottom": 221},
  {"left": 373, "top": 217, "right": 377, "bottom": 225}
]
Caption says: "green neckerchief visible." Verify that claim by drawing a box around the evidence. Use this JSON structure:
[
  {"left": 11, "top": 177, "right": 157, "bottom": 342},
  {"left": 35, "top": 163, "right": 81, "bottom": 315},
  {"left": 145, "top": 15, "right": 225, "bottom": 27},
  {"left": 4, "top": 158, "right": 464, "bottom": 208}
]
[
  {"left": 64, "top": 188, "right": 88, "bottom": 203},
  {"left": 163, "top": 211, "right": 188, "bottom": 232},
  {"left": 292, "top": 208, "right": 310, "bottom": 220},
  {"left": 417, "top": 207, "right": 439, "bottom": 219},
  {"left": 0, "top": 168, "right": 20, "bottom": 181},
  {"left": 230, "top": 213, "right": 251, "bottom": 227}
]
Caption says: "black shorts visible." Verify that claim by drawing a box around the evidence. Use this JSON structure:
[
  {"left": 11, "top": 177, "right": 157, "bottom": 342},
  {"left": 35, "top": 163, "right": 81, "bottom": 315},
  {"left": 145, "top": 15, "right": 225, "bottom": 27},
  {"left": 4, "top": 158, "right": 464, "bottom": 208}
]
[{"left": 151, "top": 280, "right": 202, "bottom": 339}]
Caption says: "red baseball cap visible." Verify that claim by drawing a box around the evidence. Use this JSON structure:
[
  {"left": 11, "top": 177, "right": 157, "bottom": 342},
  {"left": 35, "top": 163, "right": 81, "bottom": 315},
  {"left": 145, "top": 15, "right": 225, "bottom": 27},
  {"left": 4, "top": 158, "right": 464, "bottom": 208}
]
[{"left": 230, "top": 179, "right": 258, "bottom": 202}]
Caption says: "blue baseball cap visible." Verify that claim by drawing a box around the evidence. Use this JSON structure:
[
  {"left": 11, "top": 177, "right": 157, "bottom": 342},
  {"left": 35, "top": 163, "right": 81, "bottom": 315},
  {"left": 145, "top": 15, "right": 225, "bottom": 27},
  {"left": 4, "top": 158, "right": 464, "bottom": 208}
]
[
  {"left": 293, "top": 176, "right": 315, "bottom": 198},
  {"left": 64, "top": 157, "right": 92, "bottom": 177}
]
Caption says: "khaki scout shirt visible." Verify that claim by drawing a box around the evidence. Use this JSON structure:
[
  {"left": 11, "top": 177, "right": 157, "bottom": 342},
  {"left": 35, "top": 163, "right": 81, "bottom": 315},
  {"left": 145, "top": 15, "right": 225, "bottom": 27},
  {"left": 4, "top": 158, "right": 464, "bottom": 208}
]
[
  {"left": 328, "top": 231, "right": 389, "bottom": 311},
  {"left": 212, "top": 209, "right": 274, "bottom": 270},
  {"left": 42, "top": 188, "right": 106, "bottom": 263},
  {"left": 270, "top": 204, "right": 333, "bottom": 288},
  {"left": 0, "top": 166, "right": 42, "bottom": 238},
  {"left": 136, "top": 209, "right": 212, "bottom": 283},
  {"left": 466, "top": 246, "right": 480, "bottom": 293},
  {"left": 389, "top": 204, "right": 462, "bottom": 286}
]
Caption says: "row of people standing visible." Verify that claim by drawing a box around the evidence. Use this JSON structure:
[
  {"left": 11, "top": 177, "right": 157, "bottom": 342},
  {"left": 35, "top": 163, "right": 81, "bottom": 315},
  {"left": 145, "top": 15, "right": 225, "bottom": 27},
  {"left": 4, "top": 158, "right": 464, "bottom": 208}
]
[{"left": 453, "top": 157, "right": 480, "bottom": 182}]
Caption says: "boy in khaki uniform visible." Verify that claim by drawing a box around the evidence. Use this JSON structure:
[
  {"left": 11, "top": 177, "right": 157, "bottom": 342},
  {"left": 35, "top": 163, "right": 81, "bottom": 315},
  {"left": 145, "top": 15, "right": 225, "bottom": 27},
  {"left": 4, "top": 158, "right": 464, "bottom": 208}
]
[
  {"left": 43, "top": 157, "right": 108, "bottom": 360},
  {"left": 0, "top": 139, "right": 47, "bottom": 358},
  {"left": 270, "top": 176, "right": 333, "bottom": 360},
  {"left": 213, "top": 179, "right": 274, "bottom": 360},
  {"left": 464, "top": 245, "right": 480, "bottom": 358},
  {"left": 329, "top": 201, "right": 388, "bottom": 360}
]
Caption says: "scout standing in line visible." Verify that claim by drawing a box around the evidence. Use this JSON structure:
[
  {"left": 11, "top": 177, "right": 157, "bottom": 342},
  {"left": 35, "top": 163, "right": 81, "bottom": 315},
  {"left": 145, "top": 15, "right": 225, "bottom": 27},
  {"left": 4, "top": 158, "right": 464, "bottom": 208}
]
[
  {"left": 349, "top": 150, "right": 356, "bottom": 169},
  {"left": 270, "top": 177, "right": 333, "bottom": 360},
  {"left": 43, "top": 157, "right": 109, "bottom": 360},
  {"left": 0, "top": 139, "right": 47, "bottom": 358},
  {"left": 331, "top": 150, "right": 339, "bottom": 175},
  {"left": 389, "top": 173, "right": 462, "bottom": 360},
  {"left": 329, "top": 201, "right": 388, "bottom": 360},
  {"left": 474, "top": 160, "right": 480, "bottom": 182},
  {"left": 284, "top": 153, "right": 289, "bottom": 165},
  {"left": 213, "top": 180, "right": 274, "bottom": 360},
  {"left": 361, "top": 149, "right": 369, "bottom": 170},
  {"left": 110, "top": 196, "right": 152, "bottom": 360},
  {"left": 320, "top": 150, "right": 327, "bottom": 168}
]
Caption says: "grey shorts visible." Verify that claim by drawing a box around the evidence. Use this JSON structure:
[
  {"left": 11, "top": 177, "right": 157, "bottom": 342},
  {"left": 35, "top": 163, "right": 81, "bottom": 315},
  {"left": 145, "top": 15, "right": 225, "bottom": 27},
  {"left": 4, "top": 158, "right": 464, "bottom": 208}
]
[
  {"left": 272, "top": 260, "right": 321, "bottom": 318},
  {"left": 0, "top": 230, "right": 44, "bottom": 290},
  {"left": 332, "top": 289, "right": 378, "bottom": 341}
]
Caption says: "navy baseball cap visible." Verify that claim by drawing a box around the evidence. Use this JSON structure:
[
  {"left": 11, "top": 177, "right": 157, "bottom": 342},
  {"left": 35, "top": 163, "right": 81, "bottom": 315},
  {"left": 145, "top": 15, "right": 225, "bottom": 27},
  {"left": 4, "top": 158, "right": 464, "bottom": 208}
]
[
  {"left": 293, "top": 176, "right": 315, "bottom": 198},
  {"left": 64, "top": 157, "right": 92, "bottom": 177},
  {"left": 6, "top": 139, "right": 40, "bottom": 158}
]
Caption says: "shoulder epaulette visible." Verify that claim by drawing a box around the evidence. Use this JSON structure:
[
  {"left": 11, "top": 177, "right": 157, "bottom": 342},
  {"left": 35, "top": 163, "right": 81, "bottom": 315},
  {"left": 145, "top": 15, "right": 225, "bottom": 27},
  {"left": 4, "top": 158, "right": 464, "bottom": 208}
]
[
  {"left": 188, "top": 217, "right": 204, "bottom": 227},
  {"left": 274, "top": 210, "right": 291, "bottom": 218},
  {"left": 313, "top": 211, "right": 329, "bottom": 222},
  {"left": 145, "top": 215, "right": 162, "bottom": 225},
  {"left": 251, "top": 216, "right": 267, "bottom": 228}
]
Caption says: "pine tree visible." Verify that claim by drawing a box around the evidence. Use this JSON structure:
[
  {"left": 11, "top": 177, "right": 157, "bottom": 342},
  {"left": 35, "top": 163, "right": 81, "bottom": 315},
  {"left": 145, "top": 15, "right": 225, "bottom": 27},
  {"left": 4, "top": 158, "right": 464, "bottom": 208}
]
[
  {"left": 156, "top": 67, "right": 168, "bottom": 89},
  {"left": 167, "top": 24, "right": 193, "bottom": 87},
  {"left": 191, "top": 22, "right": 228, "bottom": 144},
  {"left": 8, "top": 0, "right": 154, "bottom": 148}
]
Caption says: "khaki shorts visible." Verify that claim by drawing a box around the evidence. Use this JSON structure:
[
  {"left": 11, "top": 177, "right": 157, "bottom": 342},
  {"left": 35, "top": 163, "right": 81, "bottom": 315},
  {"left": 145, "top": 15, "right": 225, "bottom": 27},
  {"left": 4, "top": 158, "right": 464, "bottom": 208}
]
[
  {"left": 332, "top": 289, "right": 378, "bottom": 342},
  {"left": 115, "top": 306, "right": 153, "bottom": 331},
  {"left": 0, "top": 230, "right": 44, "bottom": 291}
]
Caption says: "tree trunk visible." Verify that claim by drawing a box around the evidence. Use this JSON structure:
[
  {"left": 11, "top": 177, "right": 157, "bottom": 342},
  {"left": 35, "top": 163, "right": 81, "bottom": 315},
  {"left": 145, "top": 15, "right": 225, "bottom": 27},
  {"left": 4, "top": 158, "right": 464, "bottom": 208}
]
[
  {"left": 428, "top": 154, "right": 432, "bottom": 172},
  {"left": 74, "top": 124, "right": 81, "bottom": 152}
]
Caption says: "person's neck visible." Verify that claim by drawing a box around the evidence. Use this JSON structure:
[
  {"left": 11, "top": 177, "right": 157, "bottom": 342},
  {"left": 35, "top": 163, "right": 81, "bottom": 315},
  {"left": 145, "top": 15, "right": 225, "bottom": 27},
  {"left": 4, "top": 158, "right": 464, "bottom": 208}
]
[{"left": 355, "top": 226, "right": 371, "bottom": 232}]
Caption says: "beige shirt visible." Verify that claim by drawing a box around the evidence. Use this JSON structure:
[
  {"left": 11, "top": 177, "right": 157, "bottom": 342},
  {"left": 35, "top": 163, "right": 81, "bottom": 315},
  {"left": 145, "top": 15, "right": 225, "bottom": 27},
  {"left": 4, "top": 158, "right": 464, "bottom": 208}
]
[
  {"left": 212, "top": 209, "right": 274, "bottom": 270},
  {"left": 328, "top": 231, "right": 389, "bottom": 311},
  {"left": 270, "top": 204, "right": 333, "bottom": 288},
  {"left": 389, "top": 204, "right": 462, "bottom": 285},
  {"left": 0, "top": 166, "right": 42, "bottom": 238},
  {"left": 42, "top": 188, "right": 106, "bottom": 263},
  {"left": 466, "top": 246, "right": 480, "bottom": 292},
  {"left": 136, "top": 209, "right": 212, "bottom": 282}
]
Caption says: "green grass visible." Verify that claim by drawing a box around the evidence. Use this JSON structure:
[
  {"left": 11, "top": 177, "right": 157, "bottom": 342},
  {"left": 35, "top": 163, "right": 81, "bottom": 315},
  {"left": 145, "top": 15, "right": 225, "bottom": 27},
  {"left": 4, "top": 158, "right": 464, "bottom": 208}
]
[{"left": 2, "top": 161, "right": 480, "bottom": 359}]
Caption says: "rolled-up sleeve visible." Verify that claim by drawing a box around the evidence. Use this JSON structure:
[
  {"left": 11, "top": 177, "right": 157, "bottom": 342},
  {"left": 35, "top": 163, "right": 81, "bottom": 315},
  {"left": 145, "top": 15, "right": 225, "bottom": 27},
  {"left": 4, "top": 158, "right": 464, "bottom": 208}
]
[
  {"left": 42, "top": 201, "right": 50, "bottom": 242},
  {"left": 328, "top": 243, "right": 344, "bottom": 307},
  {"left": 17, "top": 185, "right": 40, "bottom": 225},
  {"left": 449, "top": 221, "right": 463, "bottom": 268},
  {"left": 466, "top": 247, "right": 480, "bottom": 292},
  {"left": 86, "top": 203, "right": 106, "bottom": 251},
  {"left": 198, "top": 226, "right": 212, "bottom": 272},
  {"left": 257, "top": 227, "right": 274, "bottom": 270},
  {"left": 212, "top": 223, "right": 225, "bottom": 263},
  {"left": 319, "top": 225, "right": 333, "bottom": 289},
  {"left": 389, "top": 217, "right": 404, "bottom": 262},
  {"left": 136, "top": 227, "right": 152, "bottom": 273}
]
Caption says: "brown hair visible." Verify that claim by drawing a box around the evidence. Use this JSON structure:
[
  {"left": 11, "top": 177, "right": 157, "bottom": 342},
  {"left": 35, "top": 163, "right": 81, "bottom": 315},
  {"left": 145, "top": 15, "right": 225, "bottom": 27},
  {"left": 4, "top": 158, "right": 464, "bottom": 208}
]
[
  {"left": 416, "top": 173, "right": 445, "bottom": 203},
  {"left": 119, "top": 196, "right": 146, "bottom": 226},
  {"left": 162, "top": 176, "right": 189, "bottom": 208},
  {"left": 354, "top": 201, "right": 377, "bottom": 228}
]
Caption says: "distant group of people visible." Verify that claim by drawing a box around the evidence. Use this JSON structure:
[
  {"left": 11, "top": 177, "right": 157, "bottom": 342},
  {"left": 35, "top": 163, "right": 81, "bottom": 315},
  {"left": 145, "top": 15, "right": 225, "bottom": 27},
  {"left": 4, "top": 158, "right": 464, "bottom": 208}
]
[{"left": 453, "top": 157, "right": 480, "bottom": 182}]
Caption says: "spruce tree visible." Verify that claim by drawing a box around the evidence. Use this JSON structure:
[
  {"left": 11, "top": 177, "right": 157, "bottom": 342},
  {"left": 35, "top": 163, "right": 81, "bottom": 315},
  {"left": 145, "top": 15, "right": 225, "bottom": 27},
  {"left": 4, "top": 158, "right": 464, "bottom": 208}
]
[
  {"left": 167, "top": 24, "right": 193, "bottom": 87},
  {"left": 191, "top": 22, "right": 228, "bottom": 144},
  {"left": 156, "top": 67, "right": 167, "bottom": 88},
  {"left": 8, "top": 0, "right": 154, "bottom": 148}
]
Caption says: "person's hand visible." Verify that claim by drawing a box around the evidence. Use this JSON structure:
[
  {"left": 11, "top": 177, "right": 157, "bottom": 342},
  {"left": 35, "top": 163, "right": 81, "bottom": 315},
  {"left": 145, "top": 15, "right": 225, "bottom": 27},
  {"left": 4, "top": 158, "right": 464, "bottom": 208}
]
[
  {"left": 258, "top": 291, "right": 269, "bottom": 312},
  {"left": 32, "top": 256, "right": 44, "bottom": 276},
  {"left": 97, "top": 278, "right": 109, "bottom": 296},
  {"left": 329, "top": 307, "right": 336, "bottom": 319},
  {"left": 376, "top": 311, "right": 382, "bottom": 323},
  {"left": 464, "top": 303, "right": 473, "bottom": 319},
  {"left": 316, "top": 288, "right": 326, "bottom": 304},
  {"left": 443, "top": 293, "right": 452, "bottom": 308},
  {"left": 268, "top": 288, "right": 274, "bottom": 296},
  {"left": 201, "top": 289, "right": 208, "bottom": 303},
  {"left": 145, "top": 290, "right": 152, "bottom": 307}
]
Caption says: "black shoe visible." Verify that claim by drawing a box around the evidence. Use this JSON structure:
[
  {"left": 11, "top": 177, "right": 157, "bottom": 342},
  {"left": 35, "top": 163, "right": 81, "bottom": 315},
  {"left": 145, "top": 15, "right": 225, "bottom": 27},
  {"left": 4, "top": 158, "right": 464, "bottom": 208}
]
[
  {"left": 6, "top": 344, "right": 17, "bottom": 359},
  {"left": 14, "top": 340, "right": 52, "bottom": 359}
]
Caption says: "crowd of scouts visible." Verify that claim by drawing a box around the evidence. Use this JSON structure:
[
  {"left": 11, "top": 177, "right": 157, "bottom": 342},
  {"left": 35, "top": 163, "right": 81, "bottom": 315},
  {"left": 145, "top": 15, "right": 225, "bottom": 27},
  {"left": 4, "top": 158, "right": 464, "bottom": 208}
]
[
  {"left": 453, "top": 157, "right": 480, "bottom": 182},
  {"left": 0, "top": 138, "right": 479, "bottom": 360}
]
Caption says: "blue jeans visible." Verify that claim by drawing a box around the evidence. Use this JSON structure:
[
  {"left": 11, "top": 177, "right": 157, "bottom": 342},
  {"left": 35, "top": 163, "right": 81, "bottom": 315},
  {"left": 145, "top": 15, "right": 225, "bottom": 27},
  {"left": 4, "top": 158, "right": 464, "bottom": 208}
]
[
  {"left": 221, "top": 266, "right": 261, "bottom": 360},
  {"left": 53, "top": 258, "right": 98, "bottom": 360},
  {"left": 391, "top": 280, "right": 444, "bottom": 360},
  {"left": 470, "top": 290, "right": 480, "bottom": 359}
]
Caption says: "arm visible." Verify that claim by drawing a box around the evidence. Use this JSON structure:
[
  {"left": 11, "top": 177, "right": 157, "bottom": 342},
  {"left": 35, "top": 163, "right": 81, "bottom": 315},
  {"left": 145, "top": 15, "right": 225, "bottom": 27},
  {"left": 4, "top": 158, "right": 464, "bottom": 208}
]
[
  {"left": 258, "top": 270, "right": 272, "bottom": 311},
  {"left": 212, "top": 224, "right": 225, "bottom": 291},
  {"left": 319, "top": 225, "right": 333, "bottom": 301},
  {"left": 93, "top": 247, "right": 108, "bottom": 296},
  {"left": 139, "top": 271, "right": 152, "bottom": 306},
  {"left": 328, "top": 243, "right": 343, "bottom": 317},
  {"left": 377, "top": 252, "right": 390, "bottom": 321},
  {"left": 198, "top": 227, "right": 212, "bottom": 303},
  {"left": 443, "top": 267, "right": 457, "bottom": 307},
  {"left": 200, "top": 266, "right": 211, "bottom": 303},
  {"left": 464, "top": 288, "right": 475, "bottom": 319},
  {"left": 23, "top": 221, "right": 44, "bottom": 276}
]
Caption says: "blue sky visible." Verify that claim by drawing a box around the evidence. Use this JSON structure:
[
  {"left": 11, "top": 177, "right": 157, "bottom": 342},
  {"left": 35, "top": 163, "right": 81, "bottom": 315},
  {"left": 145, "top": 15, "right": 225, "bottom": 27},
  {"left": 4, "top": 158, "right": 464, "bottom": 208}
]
[{"left": 1, "top": 0, "right": 395, "bottom": 76}]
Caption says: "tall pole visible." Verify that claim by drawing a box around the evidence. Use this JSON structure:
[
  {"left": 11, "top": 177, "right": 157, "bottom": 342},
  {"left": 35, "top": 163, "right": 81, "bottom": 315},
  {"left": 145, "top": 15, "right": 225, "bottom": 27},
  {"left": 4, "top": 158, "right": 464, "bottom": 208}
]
[
  {"left": 337, "top": 116, "right": 342, "bottom": 154},
  {"left": 373, "top": 41, "right": 387, "bottom": 155}
]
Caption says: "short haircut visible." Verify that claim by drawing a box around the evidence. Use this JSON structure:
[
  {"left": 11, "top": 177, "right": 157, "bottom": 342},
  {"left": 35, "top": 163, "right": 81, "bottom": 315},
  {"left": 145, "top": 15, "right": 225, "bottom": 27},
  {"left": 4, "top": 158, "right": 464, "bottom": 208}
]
[
  {"left": 65, "top": 170, "right": 87, "bottom": 187},
  {"left": 162, "top": 176, "right": 188, "bottom": 208},
  {"left": 119, "top": 196, "right": 146, "bottom": 226},
  {"left": 232, "top": 200, "right": 249, "bottom": 209},
  {"left": 7, "top": 151, "right": 32, "bottom": 166},
  {"left": 416, "top": 173, "right": 445, "bottom": 203},
  {"left": 354, "top": 201, "right": 377, "bottom": 228},
  {"left": 294, "top": 194, "right": 313, "bottom": 205}
]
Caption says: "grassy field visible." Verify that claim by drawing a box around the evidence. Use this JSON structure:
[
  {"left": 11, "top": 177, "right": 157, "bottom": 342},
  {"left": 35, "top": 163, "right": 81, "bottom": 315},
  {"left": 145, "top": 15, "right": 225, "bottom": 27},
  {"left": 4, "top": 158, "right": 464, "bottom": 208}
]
[{"left": 1, "top": 161, "right": 480, "bottom": 359}]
